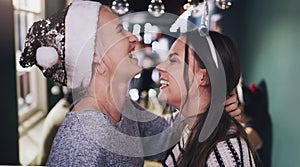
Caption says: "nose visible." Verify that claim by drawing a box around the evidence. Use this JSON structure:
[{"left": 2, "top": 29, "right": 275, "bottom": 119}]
[
  {"left": 156, "top": 62, "right": 166, "bottom": 73},
  {"left": 128, "top": 31, "right": 138, "bottom": 44}
]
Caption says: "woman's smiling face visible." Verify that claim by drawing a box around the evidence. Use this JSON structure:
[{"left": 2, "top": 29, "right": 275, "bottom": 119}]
[
  {"left": 95, "top": 6, "right": 141, "bottom": 82},
  {"left": 156, "top": 36, "right": 190, "bottom": 109},
  {"left": 156, "top": 35, "right": 206, "bottom": 111}
]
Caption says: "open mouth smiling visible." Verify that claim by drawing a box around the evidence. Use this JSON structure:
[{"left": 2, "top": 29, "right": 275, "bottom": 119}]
[{"left": 160, "top": 79, "right": 170, "bottom": 89}]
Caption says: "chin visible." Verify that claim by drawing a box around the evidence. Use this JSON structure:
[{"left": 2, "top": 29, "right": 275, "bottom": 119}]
[
  {"left": 158, "top": 92, "right": 168, "bottom": 103},
  {"left": 131, "top": 66, "right": 142, "bottom": 77},
  {"left": 135, "top": 65, "right": 142, "bottom": 73},
  {"left": 159, "top": 93, "right": 181, "bottom": 109},
  {"left": 116, "top": 62, "right": 142, "bottom": 81}
]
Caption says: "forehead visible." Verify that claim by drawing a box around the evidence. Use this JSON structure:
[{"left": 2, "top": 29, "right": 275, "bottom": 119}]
[
  {"left": 169, "top": 36, "right": 187, "bottom": 57},
  {"left": 98, "top": 7, "right": 120, "bottom": 28},
  {"left": 169, "top": 36, "right": 199, "bottom": 66}
]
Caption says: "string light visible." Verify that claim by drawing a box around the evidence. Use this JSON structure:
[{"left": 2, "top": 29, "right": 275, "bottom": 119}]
[
  {"left": 215, "top": 0, "right": 233, "bottom": 10},
  {"left": 183, "top": 0, "right": 202, "bottom": 17},
  {"left": 148, "top": 0, "right": 165, "bottom": 17},
  {"left": 184, "top": 0, "right": 234, "bottom": 12},
  {"left": 111, "top": 0, "right": 129, "bottom": 15}
]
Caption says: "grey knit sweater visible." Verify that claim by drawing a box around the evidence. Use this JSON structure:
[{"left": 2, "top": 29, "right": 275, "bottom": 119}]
[{"left": 47, "top": 101, "right": 170, "bottom": 167}]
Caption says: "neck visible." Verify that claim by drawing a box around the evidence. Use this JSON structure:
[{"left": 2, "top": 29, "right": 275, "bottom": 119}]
[
  {"left": 83, "top": 95, "right": 122, "bottom": 123},
  {"left": 181, "top": 88, "right": 211, "bottom": 129},
  {"left": 84, "top": 75, "right": 128, "bottom": 123}
]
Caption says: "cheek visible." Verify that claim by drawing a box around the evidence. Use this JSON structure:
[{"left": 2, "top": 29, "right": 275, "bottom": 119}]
[
  {"left": 171, "top": 75, "right": 185, "bottom": 92},
  {"left": 162, "top": 70, "right": 187, "bottom": 109},
  {"left": 173, "top": 75, "right": 187, "bottom": 102},
  {"left": 111, "top": 39, "right": 129, "bottom": 56},
  {"left": 106, "top": 41, "right": 128, "bottom": 65},
  {"left": 171, "top": 67, "right": 186, "bottom": 90},
  {"left": 102, "top": 31, "right": 126, "bottom": 51}
]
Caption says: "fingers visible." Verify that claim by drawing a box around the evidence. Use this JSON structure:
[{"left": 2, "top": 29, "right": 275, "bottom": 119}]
[
  {"left": 225, "top": 100, "right": 239, "bottom": 112},
  {"left": 227, "top": 107, "right": 242, "bottom": 121},
  {"left": 230, "top": 89, "right": 237, "bottom": 96},
  {"left": 225, "top": 89, "right": 242, "bottom": 121},
  {"left": 225, "top": 89, "right": 237, "bottom": 106},
  {"left": 225, "top": 91, "right": 239, "bottom": 113},
  {"left": 234, "top": 114, "right": 242, "bottom": 122}
]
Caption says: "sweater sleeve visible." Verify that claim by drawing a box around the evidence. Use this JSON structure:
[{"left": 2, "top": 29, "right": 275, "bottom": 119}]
[{"left": 206, "top": 137, "right": 256, "bottom": 167}]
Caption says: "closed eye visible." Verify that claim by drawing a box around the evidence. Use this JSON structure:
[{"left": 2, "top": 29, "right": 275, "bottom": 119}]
[
  {"left": 168, "top": 53, "right": 179, "bottom": 63},
  {"left": 116, "top": 24, "right": 124, "bottom": 33},
  {"left": 169, "top": 59, "right": 177, "bottom": 63}
]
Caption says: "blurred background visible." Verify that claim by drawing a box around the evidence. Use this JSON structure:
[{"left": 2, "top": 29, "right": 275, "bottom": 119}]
[{"left": 0, "top": 0, "right": 300, "bottom": 166}]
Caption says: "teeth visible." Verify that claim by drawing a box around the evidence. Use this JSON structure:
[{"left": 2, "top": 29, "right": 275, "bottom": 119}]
[{"left": 160, "top": 80, "right": 169, "bottom": 86}]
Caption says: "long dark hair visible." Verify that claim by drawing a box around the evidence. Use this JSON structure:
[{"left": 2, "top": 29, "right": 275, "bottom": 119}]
[{"left": 176, "top": 30, "right": 259, "bottom": 167}]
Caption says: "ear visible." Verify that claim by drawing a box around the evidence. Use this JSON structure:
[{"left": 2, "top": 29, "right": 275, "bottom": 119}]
[
  {"left": 195, "top": 69, "right": 210, "bottom": 86},
  {"left": 93, "top": 55, "right": 101, "bottom": 64},
  {"left": 93, "top": 56, "right": 106, "bottom": 75}
]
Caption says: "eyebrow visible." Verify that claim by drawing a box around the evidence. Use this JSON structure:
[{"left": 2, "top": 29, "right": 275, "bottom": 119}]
[{"left": 168, "top": 53, "right": 179, "bottom": 58}]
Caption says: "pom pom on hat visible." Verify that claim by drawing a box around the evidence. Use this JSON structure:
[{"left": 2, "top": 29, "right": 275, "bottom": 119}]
[
  {"left": 36, "top": 47, "right": 59, "bottom": 69},
  {"left": 19, "top": 1, "right": 102, "bottom": 88}
]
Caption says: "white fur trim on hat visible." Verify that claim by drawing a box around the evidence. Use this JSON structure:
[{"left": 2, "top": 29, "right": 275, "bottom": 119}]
[
  {"left": 36, "top": 47, "right": 59, "bottom": 69},
  {"left": 65, "top": 1, "right": 101, "bottom": 88}
]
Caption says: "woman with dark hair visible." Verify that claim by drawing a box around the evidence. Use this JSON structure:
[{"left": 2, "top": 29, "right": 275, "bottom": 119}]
[
  {"left": 157, "top": 30, "right": 259, "bottom": 166},
  {"left": 19, "top": 0, "right": 243, "bottom": 165}
]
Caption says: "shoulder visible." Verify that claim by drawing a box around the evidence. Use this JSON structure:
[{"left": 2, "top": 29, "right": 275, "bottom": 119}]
[
  {"left": 206, "top": 137, "right": 256, "bottom": 167},
  {"left": 51, "top": 111, "right": 110, "bottom": 147},
  {"left": 47, "top": 111, "right": 112, "bottom": 165},
  {"left": 56, "top": 110, "right": 107, "bottom": 134},
  {"left": 49, "top": 111, "right": 102, "bottom": 151}
]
